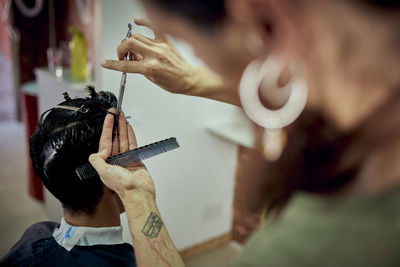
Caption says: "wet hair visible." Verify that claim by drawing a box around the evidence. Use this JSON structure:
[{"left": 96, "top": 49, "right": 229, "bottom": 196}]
[{"left": 30, "top": 86, "right": 117, "bottom": 214}]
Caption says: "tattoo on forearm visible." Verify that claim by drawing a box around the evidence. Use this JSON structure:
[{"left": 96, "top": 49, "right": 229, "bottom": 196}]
[{"left": 142, "top": 212, "right": 163, "bottom": 238}]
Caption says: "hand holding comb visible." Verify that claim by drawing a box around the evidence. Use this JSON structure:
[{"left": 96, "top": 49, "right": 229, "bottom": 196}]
[{"left": 76, "top": 137, "right": 180, "bottom": 180}]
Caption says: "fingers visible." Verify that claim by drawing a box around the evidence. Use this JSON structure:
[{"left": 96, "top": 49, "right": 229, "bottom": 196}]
[
  {"left": 106, "top": 110, "right": 137, "bottom": 156},
  {"left": 98, "top": 109, "right": 115, "bottom": 155},
  {"left": 134, "top": 18, "right": 167, "bottom": 41},
  {"left": 112, "top": 128, "right": 119, "bottom": 155},
  {"left": 131, "top": 33, "right": 155, "bottom": 46},
  {"left": 89, "top": 149, "right": 116, "bottom": 182},
  {"left": 101, "top": 59, "right": 148, "bottom": 75},
  {"left": 118, "top": 111, "right": 129, "bottom": 153},
  {"left": 89, "top": 149, "right": 109, "bottom": 171},
  {"left": 117, "top": 38, "right": 153, "bottom": 60},
  {"left": 134, "top": 18, "right": 153, "bottom": 29},
  {"left": 127, "top": 124, "right": 138, "bottom": 150}
]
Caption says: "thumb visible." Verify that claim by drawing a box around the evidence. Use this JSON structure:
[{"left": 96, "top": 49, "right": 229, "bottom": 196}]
[
  {"left": 89, "top": 149, "right": 109, "bottom": 173},
  {"left": 97, "top": 149, "right": 109, "bottom": 159}
]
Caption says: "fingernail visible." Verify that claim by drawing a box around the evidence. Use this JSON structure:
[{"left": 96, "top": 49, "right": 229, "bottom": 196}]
[{"left": 101, "top": 60, "right": 107, "bottom": 66}]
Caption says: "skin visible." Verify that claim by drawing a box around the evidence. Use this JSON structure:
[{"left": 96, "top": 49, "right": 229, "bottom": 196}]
[
  {"left": 64, "top": 189, "right": 123, "bottom": 227},
  {"left": 95, "top": 0, "right": 400, "bottom": 265},
  {"left": 102, "top": 18, "right": 241, "bottom": 106},
  {"left": 126, "top": 0, "right": 400, "bottom": 195},
  {"left": 90, "top": 110, "right": 184, "bottom": 267}
]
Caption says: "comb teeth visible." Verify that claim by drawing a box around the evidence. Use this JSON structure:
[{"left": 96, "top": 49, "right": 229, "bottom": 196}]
[
  {"left": 75, "top": 164, "right": 97, "bottom": 181},
  {"left": 75, "top": 137, "right": 180, "bottom": 181}
]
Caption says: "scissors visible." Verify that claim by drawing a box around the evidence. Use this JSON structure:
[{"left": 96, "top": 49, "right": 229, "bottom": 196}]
[{"left": 116, "top": 23, "right": 133, "bottom": 115}]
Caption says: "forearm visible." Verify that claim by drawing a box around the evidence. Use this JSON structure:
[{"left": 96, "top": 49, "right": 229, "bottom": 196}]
[
  {"left": 187, "top": 66, "right": 241, "bottom": 107},
  {"left": 121, "top": 190, "right": 185, "bottom": 267}
]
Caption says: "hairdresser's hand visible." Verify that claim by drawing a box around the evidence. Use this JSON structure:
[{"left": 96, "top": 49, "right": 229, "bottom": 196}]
[
  {"left": 101, "top": 18, "right": 239, "bottom": 105},
  {"left": 101, "top": 18, "right": 196, "bottom": 95},
  {"left": 91, "top": 110, "right": 185, "bottom": 267},
  {"left": 89, "top": 109, "right": 156, "bottom": 199}
]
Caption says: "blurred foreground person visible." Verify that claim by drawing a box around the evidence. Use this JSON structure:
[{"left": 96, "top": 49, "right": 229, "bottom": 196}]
[
  {"left": 93, "top": 0, "right": 400, "bottom": 266},
  {"left": 0, "top": 88, "right": 137, "bottom": 267}
]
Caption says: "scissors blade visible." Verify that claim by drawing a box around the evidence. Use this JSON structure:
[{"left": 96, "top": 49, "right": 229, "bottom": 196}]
[{"left": 116, "top": 23, "right": 132, "bottom": 115}]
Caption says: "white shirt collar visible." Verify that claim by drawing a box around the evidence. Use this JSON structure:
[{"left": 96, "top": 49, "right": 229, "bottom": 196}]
[{"left": 53, "top": 217, "right": 125, "bottom": 251}]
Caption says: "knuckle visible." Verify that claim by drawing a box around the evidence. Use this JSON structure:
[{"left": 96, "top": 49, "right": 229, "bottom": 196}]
[
  {"left": 108, "top": 60, "right": 118, "bottom": 67},
  {"left": 127, "top": 38, "right": 136, "bottom": 47},
  {"left": 133, "top": 167, "right": 148, "bottom": 177},
  {"left": 89, "top": 154, "right": 96, "bottom": 162},
  {"left": 146, "top": 67, "right": 157, "bottom": 77},
  {"left": 119, "top": 63, "right": 129, "bottom": 72},
  {"left": 153, "top": 47, "right": 164, "bottom": 55},
  {"left": 117, "top": 46, "right": 123, "bottom": 55},
  {"left": 158, "top": 42, "right": 169, "bottom": 50},
  {"left": 145, "top": 63, "right": 157, "bottom": 74}
]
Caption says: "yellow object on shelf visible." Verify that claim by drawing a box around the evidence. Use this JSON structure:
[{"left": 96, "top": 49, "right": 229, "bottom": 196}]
[{"left": 69, "top": 27, "right": 88, "bottom": 81}]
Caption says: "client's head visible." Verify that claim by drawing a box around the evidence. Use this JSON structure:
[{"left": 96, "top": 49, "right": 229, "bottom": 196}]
[{"left": 30, "top": 86, "right": 117, "bottom": 215}]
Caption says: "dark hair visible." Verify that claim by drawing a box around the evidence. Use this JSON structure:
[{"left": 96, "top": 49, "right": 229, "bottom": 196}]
[
  {"left": 148, "top": 0, "right": 226, "bottom": 27},
  {"left": 30, "top": 87, "right": 117, "bottom": 214},
  {"left": 148, "top": 0, "right": 400, "bottom": 29}
]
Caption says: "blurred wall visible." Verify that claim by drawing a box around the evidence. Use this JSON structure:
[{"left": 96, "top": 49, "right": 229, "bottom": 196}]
[
  {"left": 0, "top": 0, "right": 11, "bottom": 60},
  {"left": 98, "top": 0, "right": 241, "bottom": 250},
  {"left": 0, "top": 0, "right": 14, "bottom": 121}
]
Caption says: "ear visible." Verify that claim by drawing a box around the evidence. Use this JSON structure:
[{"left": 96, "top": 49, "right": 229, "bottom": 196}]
[{"left": 225, "top": 0, "right": 299, "bottom": 58}]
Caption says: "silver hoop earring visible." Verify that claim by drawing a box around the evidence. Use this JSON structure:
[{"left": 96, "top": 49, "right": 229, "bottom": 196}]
[{"left": 239, "top": 55, "right": 308, "bottom": 160}]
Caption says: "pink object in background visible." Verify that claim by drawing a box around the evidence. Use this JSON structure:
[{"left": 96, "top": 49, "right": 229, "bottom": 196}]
[
  {"left": 22, "top": 90, "right": 43, "bottom": 201},
  {"left": 0, "top": 0, "right": 12, "bottom": 61}
]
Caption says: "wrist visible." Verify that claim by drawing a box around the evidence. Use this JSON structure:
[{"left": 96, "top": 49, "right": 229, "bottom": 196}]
[
  {"left": 120, "top": 189, "right": 157, "bottom": 206},
  {"left": 184, "top": 66, "right": 214, "bottom": 97},
  {"left": 187, "top": 66, "right": 242, "bottom": 106},
  {"left": 182, "top": 65, "right": 203, "bottom": 96}
]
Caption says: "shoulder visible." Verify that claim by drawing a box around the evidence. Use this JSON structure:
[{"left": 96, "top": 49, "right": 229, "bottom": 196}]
[
  {"left": 22, "top": 221, "right": 59, "bottom": 238},
  {"left": 0, "top": 221, "right": 59, "bottom": 266},
  {"left": 231, "top": 193, "right": 400, "bottom": 267},
  {"left": 68, "top": 243, "right": 136, "bottom": 267}
]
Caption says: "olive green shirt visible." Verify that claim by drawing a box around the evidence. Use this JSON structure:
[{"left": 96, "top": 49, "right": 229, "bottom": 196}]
[{"left": 232, "top": 188, "right": 400, "bottom": 267}]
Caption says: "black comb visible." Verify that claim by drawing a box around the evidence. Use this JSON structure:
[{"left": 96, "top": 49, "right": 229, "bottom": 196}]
[{"left": 75, "top": 137, "right": 180, "bottom": 180}]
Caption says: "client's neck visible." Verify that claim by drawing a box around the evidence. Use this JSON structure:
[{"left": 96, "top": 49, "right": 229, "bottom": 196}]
[{"left": 64, "top": 189, "right": 122, "bottom": 227}]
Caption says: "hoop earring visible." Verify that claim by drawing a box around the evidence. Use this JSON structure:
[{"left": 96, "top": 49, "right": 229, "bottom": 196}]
[{"left": 239, "top": 55, "right": 308, "bottom": 160}]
